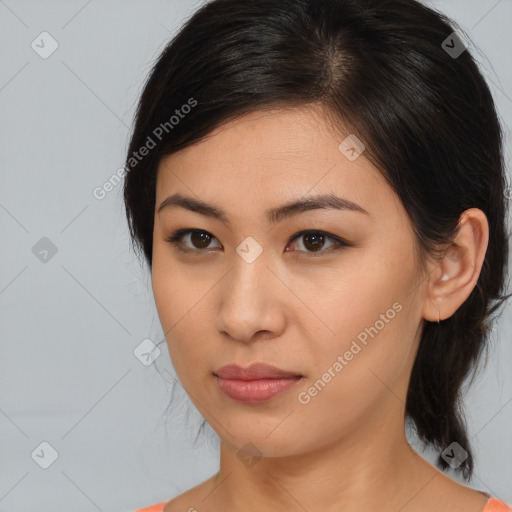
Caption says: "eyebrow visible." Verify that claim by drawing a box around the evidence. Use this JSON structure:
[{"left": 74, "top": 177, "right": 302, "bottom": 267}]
[{"left": 157, "top": 192, "right": 369, "bottom": 225}]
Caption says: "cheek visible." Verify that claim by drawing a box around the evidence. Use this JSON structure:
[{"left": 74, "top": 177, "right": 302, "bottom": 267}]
[
  {"left": 292, "top": 305, "right": 414, "bottom": 441},
  {"left": 302, "top": 249, "right": 417, "bottom": 396},
  {"left": 151, "top": 262, "right": 215, "bottom": 388},
  {"left": 308, "top": 304, "right": 411, "bottom": 391},
  {"left": 300, "top": 253, "right": 407, "bottom": 348},
  {"left": 151, "top": 246, "right": 201, "bottom": 331}
]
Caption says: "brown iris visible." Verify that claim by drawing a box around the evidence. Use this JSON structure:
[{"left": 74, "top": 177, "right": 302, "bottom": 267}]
[
  {"left": 301, "top": 232, "right": 325, "bottom": 252},
  {"left": 191, "top": 231, "right": 212, "bottom": 249}
]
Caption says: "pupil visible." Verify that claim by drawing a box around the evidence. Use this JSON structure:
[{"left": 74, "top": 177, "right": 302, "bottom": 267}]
[{"left": 304, "top": 233, "right": 324, "bottom": 251}]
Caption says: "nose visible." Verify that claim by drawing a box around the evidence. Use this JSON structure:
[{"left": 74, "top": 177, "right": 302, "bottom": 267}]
[{"left": 214, "top": 251, "right": 287, "bottom": 344}]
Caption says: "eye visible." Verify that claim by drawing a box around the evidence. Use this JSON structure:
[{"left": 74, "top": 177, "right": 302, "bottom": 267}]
[
  {"left": 165, "top": 229, "right": 221, "bottom": 252},
  {"left": 286, "top": 230, "right": 349, "bottom": 255},
  {"left": 165, "top": 228, "right": 350, "bottom": 255}
]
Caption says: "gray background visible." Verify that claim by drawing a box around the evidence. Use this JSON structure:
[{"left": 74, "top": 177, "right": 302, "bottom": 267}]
[{"left": 0, "top": 0, "right": 510, "bottom": 510}]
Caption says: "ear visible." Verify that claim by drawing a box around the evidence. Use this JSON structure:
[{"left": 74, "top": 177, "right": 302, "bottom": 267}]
[{"left": 423, "top": 208, "right": 489, "bottom": 322}]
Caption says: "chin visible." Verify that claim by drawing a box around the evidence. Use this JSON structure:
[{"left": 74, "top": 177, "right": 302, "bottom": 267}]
[{"left": 217, "top": 424, "right": 314, "bottom": 460}]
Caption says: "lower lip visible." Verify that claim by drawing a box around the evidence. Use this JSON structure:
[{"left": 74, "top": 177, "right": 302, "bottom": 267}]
[{"left": 215, "top": 376, "right": 303, "bottom": 403}]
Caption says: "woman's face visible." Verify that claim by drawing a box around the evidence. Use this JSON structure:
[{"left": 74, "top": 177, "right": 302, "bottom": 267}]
[{"left": 152, "top": 106, "right": 430, "bottom": 458}]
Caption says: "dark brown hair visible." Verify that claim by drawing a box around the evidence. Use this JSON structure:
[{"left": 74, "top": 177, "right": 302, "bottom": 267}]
[{"left": 123, "top": 0, "right": 511, "bottom": 480}]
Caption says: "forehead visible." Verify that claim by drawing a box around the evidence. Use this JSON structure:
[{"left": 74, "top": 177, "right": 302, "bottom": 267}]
[
  {"left": 155, "top": 106, "right": 399, "bottom": 220},
  {"left": 161, "top": 106, "right": 353, "bottom": 169}
]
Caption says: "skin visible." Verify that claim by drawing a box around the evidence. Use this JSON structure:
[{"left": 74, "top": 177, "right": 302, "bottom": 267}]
[{"left": 151, "top": 105, "right": 490, "bottom": 512}]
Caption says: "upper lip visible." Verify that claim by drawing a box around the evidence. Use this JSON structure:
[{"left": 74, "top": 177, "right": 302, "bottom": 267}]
[{"left": 214, "top": 363, "right": 303, "bottom": 380}]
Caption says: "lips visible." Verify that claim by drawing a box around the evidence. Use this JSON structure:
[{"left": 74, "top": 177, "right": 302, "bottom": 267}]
[
  {"left": 214, "top": 362, "right": 303, "bottom": 380},
  {"left": 213, "top": 363, "right": 303, "bottom": 403}
]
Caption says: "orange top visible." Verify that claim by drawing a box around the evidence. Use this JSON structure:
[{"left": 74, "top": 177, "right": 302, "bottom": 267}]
[
  {"left": 133, "top": 497, "right": 512, "bottom": 512},
  {"left": 133, "top": 504, "right": 166, "bottom": 512}
]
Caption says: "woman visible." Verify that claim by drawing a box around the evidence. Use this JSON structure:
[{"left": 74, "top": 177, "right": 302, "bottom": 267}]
[{"left": 124, "top": 0, "right": 512, "bottom": 510}]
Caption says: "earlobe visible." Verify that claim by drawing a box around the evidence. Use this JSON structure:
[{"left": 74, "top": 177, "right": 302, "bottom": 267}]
[
  {"left": 435, "top": 301, "right": 441, "bottom": 324},
  {"left": 422, "top": 208, "right": 489, "bottom": 323}
]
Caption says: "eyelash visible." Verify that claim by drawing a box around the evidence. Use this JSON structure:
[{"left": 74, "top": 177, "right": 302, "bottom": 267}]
[{"left": 164, "top": 228, "right": 350, "bottom": 257}]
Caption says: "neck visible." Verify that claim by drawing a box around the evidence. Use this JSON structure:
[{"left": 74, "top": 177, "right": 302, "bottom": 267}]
[{"left": 210, "top": 406, "right": 435, "bottom": 512}]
